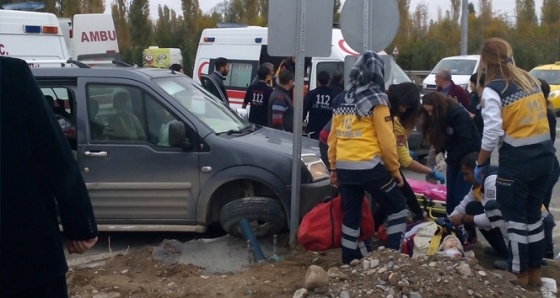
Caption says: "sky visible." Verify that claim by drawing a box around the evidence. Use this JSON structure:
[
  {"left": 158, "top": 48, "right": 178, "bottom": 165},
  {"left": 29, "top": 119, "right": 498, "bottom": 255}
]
[
  {"left": 105, "top": 0, "right": 543, "bottom": 19},
  {"left": 104, "top": 0, "right": 545, "bottom": 21}
]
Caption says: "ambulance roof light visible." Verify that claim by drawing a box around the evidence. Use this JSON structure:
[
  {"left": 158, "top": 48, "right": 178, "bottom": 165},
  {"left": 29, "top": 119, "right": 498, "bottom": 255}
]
[
  {"left": 255, "top": 38, "right": 262, "bottom": 43},
  {"left": 42, "top": 25, "right": 58, "bottom": 34},
  {"left": 23, "top": 25, "right": 41, "bottom": 33},
  {"left": 204, "top": 37, "right": 215, "bottom": 42}
]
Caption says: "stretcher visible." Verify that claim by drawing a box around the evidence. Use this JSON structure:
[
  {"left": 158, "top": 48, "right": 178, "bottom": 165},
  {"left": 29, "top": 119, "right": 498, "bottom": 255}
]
[{"left": 408, "top": 179, "right": 447, "bottom": 219}]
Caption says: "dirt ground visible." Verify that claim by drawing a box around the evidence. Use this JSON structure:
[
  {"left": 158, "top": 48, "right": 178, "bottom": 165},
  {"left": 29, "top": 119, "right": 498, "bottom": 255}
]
[{"left": 67, "top": 234, "right": 560, "bottom": 298}]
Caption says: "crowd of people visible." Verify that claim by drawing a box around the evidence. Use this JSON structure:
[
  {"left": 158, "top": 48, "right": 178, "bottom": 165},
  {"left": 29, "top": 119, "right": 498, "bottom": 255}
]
[{"left": 236, "top": 38, "right": 558, "bottom": 290}]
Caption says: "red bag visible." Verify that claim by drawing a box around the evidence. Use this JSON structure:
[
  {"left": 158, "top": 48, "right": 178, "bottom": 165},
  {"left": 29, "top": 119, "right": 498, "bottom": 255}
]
[{"left": 297, "top": 195, "right": 374, "bottom": 251}]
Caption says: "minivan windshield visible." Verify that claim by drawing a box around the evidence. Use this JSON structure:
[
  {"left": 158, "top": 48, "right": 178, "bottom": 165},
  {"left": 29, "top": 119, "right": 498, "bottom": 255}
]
[
  {"left": 431, "top": 59, "right": 477, "bottom": 76},
  {"left": 153, "top": 76, "right": 248, "bottom": 134}
]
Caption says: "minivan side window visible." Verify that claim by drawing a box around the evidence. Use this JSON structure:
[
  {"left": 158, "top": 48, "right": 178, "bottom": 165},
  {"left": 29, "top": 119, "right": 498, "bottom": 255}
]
[{"left": 86, "top": 84, "right": 179, "bottom": 147}]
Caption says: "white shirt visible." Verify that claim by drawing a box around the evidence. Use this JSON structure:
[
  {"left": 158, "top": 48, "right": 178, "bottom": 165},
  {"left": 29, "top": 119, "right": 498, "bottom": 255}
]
[
  {"left": 450, "top": 175, "right": 497, "bottom": 230},
  {"left": 480, "top": 87, "right": 504, "bottom": 152}
]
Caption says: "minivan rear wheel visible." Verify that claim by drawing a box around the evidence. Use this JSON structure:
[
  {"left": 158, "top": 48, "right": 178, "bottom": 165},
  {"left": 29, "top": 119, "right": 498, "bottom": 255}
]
[{"left": 220, "top": 197, "right": 287, "bottom": 238}]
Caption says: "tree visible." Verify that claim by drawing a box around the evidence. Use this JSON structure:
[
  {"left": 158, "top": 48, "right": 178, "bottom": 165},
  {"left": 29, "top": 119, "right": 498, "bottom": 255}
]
[
  {"left": 515, "top": 0, "right": 538, "bottom": 25},
  {"left": 111, "top": 0, "right": 130, "bottom": 62},
  {"left": 181, "top": 0, "right": 202, "bottom": 75},
  {"left": 333, "top": 0, "right": 341, "bottom": 23},
  {"left": 128, "top": 0, "right": 153, "bottom": 65}
]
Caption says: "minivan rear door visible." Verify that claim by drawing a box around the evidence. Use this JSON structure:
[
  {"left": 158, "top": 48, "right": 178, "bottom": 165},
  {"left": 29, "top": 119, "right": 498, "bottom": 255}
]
[{"left": 77, "top": 77, "right": 200, "bottom": 227}]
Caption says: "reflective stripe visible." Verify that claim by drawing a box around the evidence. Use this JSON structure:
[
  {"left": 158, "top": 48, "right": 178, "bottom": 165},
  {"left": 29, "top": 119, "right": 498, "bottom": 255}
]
[
  {"left": 358, "top": 241, "right": 368, "bottom": 257},
  {"left": 504, "top": 133, "right": 550, "bottom": 147},
  {"left": 336, "top": 155, "right": 381, "bottom": 170},
  {"left": 490, "top": 219, "right": 506, "bottom": 229},
  {"left": 387, "top": 223, "right": 407, "bottom": 235},
  {"left": 527, "top": 221, "right": 542, "bottom": 232},
  {"left": 507, "top": 221, "right": 526, "bottom": 230},
  {"left": 511, "top": 240, "right": 521, "bottom": 273},
  {"left": 528, "top": 230, "right": 545, "bottom": 243},
  {"left": 387, "top": 209, "right": 408, "bottom": 221},
  {"left": 486, "top": 209, "right": 502, "bottom": 218},
  {"left": 508, "top": 232, "right": 528, "bottom": 244},
  {"left": 341, "top": 237, "right": 358, "bottom": 249},
  {"left": 342, "top": 224, "right": 360, "bottom": 237}
]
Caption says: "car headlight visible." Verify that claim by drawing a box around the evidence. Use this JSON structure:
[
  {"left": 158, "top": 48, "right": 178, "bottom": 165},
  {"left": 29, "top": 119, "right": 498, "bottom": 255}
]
[
  {"left": 301, "top": 154, "right": 329, "bottom": 182},
  {"left": 549, "top": 90, "right": 560, "bottom": 99}
]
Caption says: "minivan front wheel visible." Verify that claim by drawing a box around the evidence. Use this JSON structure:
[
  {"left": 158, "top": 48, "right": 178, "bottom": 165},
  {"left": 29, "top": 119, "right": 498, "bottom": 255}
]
[{"left": 220, "top": 197, "right": 287, "bottom": 238}]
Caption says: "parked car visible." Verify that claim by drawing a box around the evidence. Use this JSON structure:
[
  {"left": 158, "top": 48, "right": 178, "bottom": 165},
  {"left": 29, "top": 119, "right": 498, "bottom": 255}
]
[
  {"left": 529, "top": 62, "right": 560, "bottom": 114},
  {"left": 32, "top": 65, "right": 330, "bottom": 237},
  {"left": 422, "top": 55, "right": 481, "bottom": 94}
]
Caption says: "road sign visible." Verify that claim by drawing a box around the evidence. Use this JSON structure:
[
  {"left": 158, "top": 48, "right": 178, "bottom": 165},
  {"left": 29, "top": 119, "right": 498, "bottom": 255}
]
[
  {"left": 268, "top": 0, "right": 333, "bottom": 57},
  {"left": 393, "top": 46, "right": 399, "bottom": 56},
  {"left": 340, "top": 0, "right": 400, "bottom": 53}
]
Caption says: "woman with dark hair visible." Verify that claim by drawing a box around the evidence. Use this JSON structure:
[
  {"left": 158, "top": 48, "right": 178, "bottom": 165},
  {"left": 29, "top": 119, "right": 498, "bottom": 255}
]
[
  {"left": 420, "top": 91, "right": 480, "bottom": 216},
  {"left": 475, "top": 37, "right": 554, "bottom": 287},
  {"left": 385, "top": 82, "right": 445, "bottom": 222}
]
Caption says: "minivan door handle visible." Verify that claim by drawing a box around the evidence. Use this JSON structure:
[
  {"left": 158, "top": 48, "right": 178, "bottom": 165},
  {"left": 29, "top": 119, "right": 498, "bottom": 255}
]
[{"left": 84, "top": 151, "right": 108, "bottom": 158}]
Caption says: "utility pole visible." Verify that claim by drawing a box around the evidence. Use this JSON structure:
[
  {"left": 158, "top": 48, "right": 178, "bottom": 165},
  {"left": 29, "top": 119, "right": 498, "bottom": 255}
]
[{"left": 460, "top": 0, "right": 468, "bottom": 55}]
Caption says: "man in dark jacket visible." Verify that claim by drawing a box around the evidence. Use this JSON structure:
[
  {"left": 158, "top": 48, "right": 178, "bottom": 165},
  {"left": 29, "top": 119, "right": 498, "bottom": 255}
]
[
  {"left": 209, "top": 57, "right": 230, "bottom": 105},
  {"left": 0, "top": 57, "right": 98, "bottom": 297},
  {"left": 435, "top": 68, "right": 469, "bottom": 108},
  {"left": 268, "top": 70, "right": 295, "bottom": 132}
]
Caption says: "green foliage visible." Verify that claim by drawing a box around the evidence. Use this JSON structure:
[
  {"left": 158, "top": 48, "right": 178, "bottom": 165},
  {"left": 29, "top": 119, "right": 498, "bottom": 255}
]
[{"left": 4, "top": 0, "right": 558, "bottom": 71}]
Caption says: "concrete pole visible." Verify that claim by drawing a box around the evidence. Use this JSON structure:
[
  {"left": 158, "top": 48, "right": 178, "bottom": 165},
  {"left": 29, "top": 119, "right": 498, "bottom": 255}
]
[{"left": 460, "top": 0, "right": 468, "bottom": 55}]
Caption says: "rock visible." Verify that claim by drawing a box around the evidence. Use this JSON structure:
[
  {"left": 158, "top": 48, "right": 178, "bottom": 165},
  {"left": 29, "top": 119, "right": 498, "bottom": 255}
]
[
  {"left": 455, "top": 262, "right": 472, "bottom": 277},
  {"left": 167, "top": 282, "right": 177, "bottom": 290},
  {"left": 477, "top": 271, "right": 487, "bottom": 277},
  {"left": 468, "top": 289, "right": 474, "bottom": 295},
  {"left": 293, "top": 288, "right": 308, "bottom": 298},
  {"left": 378, "top": 246, "right": 386, "bottom": 251},
  {"left": 304, "top": 265, "right": 329, "bottom": 290},
  {"left": 93, "top": 295, "right": 108, "bottom": 298},
  {"left": 120, "top": 269, "right": 128, "bottom": 275},
  {"left": 370, "top": 259, "right": 380, "bottom": 269},
  {"left": 409, "top": 291, "right": 422, "bottom": 298},
  {"left": 388, "top": 273, "right": 399, "bottom": 286},
  {"left": 428, "top": 262, "right": 436, "bottom": 267},
  {"left": 340, "top": 291, "right": 350, "bottom": 298},
  {"left": 362, "top": 260, "right": 370, "bottom": 270},
  {"left": 327, "top": 267, "right": 349, "bottom": 280},
  {"left": 378, "top": 267, "right": 387, "bottom": 274}
]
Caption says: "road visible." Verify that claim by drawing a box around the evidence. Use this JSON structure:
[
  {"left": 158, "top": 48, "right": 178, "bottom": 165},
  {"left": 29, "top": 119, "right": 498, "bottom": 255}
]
[{"left": 67, "top": 123, "right": 560, "bottom": 263}]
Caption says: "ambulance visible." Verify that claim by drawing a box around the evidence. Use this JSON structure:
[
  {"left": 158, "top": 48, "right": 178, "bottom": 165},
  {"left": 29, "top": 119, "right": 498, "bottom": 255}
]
[
  {"left": 193, "top": 26, "right": 412, "bottom": 111},
  {"left": 142, "top": 46, "right": 182, "bottom": 69},
  {"left": 0, "top": 10, "right": 70, "bottom": 67},
  {"left": 59, "top": 14, "right": 121, "bottom": 66}
]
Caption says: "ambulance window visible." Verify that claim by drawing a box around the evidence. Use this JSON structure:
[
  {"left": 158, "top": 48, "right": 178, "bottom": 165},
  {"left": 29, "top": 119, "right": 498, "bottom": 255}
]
[
  {"left": 209, "top": 59, "right": 258, "bottom": 90},
  {"left": 225, "top": 62, "right": 254, "bottom": 88},
  {"left": 316, "top": 62, "right": 344, "bottom": 84}
]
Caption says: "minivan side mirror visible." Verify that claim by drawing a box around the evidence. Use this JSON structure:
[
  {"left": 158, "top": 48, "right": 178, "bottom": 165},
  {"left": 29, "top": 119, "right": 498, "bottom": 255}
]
[{"left": 168, "top": 121, "right": 193, "bottom": 150}]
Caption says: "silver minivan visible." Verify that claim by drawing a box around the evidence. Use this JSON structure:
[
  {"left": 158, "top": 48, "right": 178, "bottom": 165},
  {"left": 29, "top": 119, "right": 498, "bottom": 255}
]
[{"left": 33, "top": 66, "right": 330, "bottom": 237}]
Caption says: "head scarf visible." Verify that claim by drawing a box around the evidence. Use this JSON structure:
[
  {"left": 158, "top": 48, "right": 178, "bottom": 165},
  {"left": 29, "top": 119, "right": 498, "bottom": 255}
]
[{"left": 345, "top": 51, "right": 389, "bottom": 118}]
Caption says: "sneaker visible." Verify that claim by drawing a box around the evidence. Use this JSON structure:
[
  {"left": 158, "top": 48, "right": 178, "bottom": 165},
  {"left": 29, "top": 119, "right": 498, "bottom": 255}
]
[
  {"left": 493, "top": 259, "right": 508, "bottom": 271},
  {"left": 484, "top": 246, "right": 499, "bottom": 257}
]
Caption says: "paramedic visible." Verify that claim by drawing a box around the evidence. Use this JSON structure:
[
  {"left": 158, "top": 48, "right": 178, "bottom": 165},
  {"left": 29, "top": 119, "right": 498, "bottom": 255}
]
[
  {"left": 450, "top": 152, "right": 509, "bottom": 262},
  {"left": 243, "top": 65, "right": 273, "bottom": 126},
  {"left": 303, "top": 71, "right": 336, "bottom": 139},
  {"left": 475, "top": 37, "right": 554, "bottom": 288},
  {"left": 328, "top": 51, "right": 408, "bottom": 264}
]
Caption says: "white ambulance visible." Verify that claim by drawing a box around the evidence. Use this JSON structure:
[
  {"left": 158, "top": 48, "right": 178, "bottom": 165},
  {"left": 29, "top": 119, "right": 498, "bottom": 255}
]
[
  {"left": 193, "top": 26, "right": 412, "bottom": 110},
  {"left": 0, "top": 10, "right": 70, "bottom": 67},
  {"left": 59, "top": 14, "right": 121, "bottom": 66}
]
